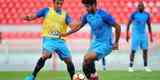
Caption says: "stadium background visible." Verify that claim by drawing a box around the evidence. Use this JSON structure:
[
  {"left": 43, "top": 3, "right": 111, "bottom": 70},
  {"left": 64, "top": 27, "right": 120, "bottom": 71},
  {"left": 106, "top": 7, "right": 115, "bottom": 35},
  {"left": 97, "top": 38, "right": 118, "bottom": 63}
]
[{"left": 0, "top": 0, "right": 160, "bottom": 72}]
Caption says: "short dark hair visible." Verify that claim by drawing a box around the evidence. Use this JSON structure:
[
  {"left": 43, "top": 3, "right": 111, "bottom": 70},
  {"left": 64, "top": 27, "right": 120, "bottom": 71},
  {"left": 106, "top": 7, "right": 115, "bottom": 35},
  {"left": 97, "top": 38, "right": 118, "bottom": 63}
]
[
  {"left": 138, "top": 2, "right": 144, "bottom": 7},
  {"left": 81, "top": 0, "right": 97, "bottom": 5}
]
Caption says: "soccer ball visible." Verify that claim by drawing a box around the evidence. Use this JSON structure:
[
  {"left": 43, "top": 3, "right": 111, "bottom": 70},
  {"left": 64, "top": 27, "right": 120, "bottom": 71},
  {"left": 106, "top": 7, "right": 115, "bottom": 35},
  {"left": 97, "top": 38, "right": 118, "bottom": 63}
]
[
  {"left": 73, "top": 73, "right": 86, "bottom": 80},
  {"left": 90, "top": 73, "right": 98, "bottom": 80}
]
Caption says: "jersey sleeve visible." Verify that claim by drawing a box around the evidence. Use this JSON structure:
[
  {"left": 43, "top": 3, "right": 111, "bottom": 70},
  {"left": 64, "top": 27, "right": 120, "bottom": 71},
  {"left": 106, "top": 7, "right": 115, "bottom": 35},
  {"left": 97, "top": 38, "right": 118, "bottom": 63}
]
[
  {"left": 146, "top": 12, "right": 151, "bottom": 21},
  {"left": 36, "top": 7, "right": 49, "bottom": 18},
  {"left": 65, "top": 14, "right": 73, "bottom": 25},
  {"left": 80, "top": 14, "right": 87, "bottom": 26},
  {"left": 101, "top": 10, "right": 116, "bottom": 26},
  {"left": 130, "top": 12, "right": 136, "bottom": 21}
]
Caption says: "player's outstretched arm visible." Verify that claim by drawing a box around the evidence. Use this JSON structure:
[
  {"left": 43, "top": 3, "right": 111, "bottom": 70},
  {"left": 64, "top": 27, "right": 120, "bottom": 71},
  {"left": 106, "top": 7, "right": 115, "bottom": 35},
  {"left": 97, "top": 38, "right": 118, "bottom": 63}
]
[
  {"left": 60, "top": 21, "right": 85, "bottom": 37},
  {"left": 112, "top": 23, "right": 121, "bottom": 50},
  {"left": 22, "top": 14, "right": 37, "bottom": 21}
]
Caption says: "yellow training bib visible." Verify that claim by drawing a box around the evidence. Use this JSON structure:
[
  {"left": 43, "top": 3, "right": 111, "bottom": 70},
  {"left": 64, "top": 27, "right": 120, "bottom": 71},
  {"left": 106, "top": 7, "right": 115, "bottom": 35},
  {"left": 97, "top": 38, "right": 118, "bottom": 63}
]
[{"left": 42, "top": 7, "right": 68, "bottom": 39}]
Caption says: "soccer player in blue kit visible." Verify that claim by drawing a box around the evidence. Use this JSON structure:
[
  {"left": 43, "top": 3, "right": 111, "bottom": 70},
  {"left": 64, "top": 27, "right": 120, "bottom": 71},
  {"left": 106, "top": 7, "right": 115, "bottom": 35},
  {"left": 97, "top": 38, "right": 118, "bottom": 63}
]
[
  {"left": 126, "top": 2, "right": 153, "bottom": 72},
  {"left": 61, "top": 0, "right": 121, "bottom": 79}
]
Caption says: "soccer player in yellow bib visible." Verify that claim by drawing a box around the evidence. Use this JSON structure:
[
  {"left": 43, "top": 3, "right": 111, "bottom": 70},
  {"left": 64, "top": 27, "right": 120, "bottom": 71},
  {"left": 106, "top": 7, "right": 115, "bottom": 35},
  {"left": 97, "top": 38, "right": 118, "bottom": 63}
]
[{"left": 23, "top": 0, "right": 75, "bottom": 80}]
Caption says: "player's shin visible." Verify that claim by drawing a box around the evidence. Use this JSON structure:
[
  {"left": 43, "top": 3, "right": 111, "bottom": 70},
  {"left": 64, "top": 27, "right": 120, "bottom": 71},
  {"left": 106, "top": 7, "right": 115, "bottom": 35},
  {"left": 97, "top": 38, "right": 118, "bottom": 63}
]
[
  {"left": 90, "top": 61, "right": 96, "bottom": 74},
  {"left": 66, "top": 62, "right": 75, "bottom": 80},
  {"left": 83, "top": 61, "right": 90, "bottom": 79},
  {"left": 143, "top": 49, "right": 148, "bottom": 67},
  {"left": 32, "top": 57, "right": 47, "bottom": 77},
  {"left": 129, "top": 50, "right": 135, "bottom": 67}
]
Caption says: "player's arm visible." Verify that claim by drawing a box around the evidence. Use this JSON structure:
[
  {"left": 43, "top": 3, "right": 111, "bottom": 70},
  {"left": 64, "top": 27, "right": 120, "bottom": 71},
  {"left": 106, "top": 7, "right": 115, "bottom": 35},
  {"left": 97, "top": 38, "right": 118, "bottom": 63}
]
[
  {"left": 126, "top": 19, "right": 132, "bottom": 42},
  {"left": 23, "top": 14, "right": 37, "bottom": 21},
  {"left": 61, "top": 15, "right": 87, "bottom": 37},
  {"left": 126, "top": 13, "right": 134, "bottom": 42},
  {"left": 22, "top": 7, "right": 48, "bottom": 21},
  {"left": 61, "top": 21, "right": 85, "bottom": 37},
  {"left": 147, "top": 15, "right": 153, "bottom": 42},
  {"left": 102, "top": 11, "right": 121, "bottom": 50},
  {"left": 112, "top": 23, "right": 121, "bottom": 50},
  {"left": 65, "top": 14, "right": 78, "bottom": 30}
]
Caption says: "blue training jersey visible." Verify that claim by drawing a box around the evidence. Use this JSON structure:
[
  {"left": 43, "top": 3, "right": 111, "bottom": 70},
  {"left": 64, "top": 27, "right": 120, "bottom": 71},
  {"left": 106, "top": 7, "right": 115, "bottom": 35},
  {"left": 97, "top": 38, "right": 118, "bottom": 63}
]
[
  {"left": 130, "top": 11, "right": 150, "bottom": 35},
  {"left": 81, "top": 9, "right": 116, "bottom": 47}
]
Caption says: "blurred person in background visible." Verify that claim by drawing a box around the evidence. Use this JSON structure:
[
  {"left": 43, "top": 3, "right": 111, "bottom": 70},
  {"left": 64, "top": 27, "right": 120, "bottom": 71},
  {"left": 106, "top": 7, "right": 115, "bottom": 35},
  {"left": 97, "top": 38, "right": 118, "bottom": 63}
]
[{"left": 126, "top": 2, "right": 153, "bottom": 72}]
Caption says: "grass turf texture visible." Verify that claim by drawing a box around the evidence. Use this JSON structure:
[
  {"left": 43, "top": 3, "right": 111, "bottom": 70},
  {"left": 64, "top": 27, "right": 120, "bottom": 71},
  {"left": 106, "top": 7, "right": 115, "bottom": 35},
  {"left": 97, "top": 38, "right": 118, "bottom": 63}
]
[{"left": 0, "top": 71, "right": 159, "bottom": 80}]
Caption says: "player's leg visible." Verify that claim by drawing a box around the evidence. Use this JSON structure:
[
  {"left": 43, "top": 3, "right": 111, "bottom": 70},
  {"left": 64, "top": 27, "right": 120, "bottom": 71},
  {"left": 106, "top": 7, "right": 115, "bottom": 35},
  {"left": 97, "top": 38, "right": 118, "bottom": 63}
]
[
  {"left": 128, "top": 50, "right": 136, "bottom": 72},
  {"left": 129, "top": 36, "right": 138, "bottom": 72},
  {"left": 25, "top": 37, "right": 55, "bottom": 80},
  {"left": 56, "top": 51, "right": 75, "bottom": 80},
  {"left": 25, "top": 52, "right": 52, "bottom": 80},
  {"left": 83, "top": 42, "right": 112, "bottom": 80},
  {"left": 63, "top": 58, "right": 75, "bottom": 80},
  {"left": 55, "top": 39, "right": 75, "bottom": 80},
  {"left": 102, "top": 57, "right": 106, "bottom": 70},
  {"left": 32, "top": 52, "right": 52, "bottom": 77},
  {"left": 129, "top": 50, "right": 136, "bottom": 67},
  {"left": 143, "top": 49, "right": 148, "bottom": 66},
  {"left": 142, "top": 49, "right": 151, "bottom": 72},
  {"left": 141, "top": 36, "right": 151, "bottom": 72},
  {"left": 82, "top": 52, "right": 97, "bottom": 79}
]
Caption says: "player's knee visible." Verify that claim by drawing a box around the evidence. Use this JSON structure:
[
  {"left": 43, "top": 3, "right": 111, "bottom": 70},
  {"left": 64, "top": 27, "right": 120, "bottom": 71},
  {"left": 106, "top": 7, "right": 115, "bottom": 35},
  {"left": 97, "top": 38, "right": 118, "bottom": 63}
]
[
  {"left": 41, "top": 54, "right": 52, "bottom": 60},
  {"left": 84, "top": 54, "right": 90, "bottom": 60},
  {"left": 83, "top": 54, "right": 95, "bottom": 64},
  {"left": 83, "top": 57, "right": 91, "bottom": 65},
  {"left": 64, "top": 58, "right": 72, "bottom": 64}
]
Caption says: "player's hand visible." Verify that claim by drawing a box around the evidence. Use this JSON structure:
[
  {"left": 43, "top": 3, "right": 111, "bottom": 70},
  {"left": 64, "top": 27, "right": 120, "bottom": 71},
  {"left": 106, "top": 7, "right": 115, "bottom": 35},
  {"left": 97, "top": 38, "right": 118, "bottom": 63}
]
[
  {"left": 22, "top": 15, "right": 34, "bottom": 21},
  {"left": 60, "top": 32, "right": 68, "bottom": 37},
  {"left": 22, "top": 16, "right": 31, "bottom": 21},
  {"left": 112, "top": 43, "right": 119, "bottom": 50}
]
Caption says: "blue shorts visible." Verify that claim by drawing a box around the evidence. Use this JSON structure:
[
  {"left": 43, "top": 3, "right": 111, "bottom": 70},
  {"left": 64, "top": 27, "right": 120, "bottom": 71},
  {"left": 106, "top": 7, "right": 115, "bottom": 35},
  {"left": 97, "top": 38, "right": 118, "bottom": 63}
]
[
  {"left": 131, "top": 34, "right": 148, "bottom": 51},
  {"left": 42, "top": 37, "right": 71, "bottom": 60},
  {"left": 89, "top": 41, "right": 112, "bottom": 60}
]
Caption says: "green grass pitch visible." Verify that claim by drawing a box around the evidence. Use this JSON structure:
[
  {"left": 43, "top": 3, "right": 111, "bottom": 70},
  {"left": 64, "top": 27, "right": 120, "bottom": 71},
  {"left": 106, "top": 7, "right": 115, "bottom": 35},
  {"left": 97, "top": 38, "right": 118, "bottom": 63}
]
[{"left": 0, "top": 71, "right": 159, "bottom": 80}]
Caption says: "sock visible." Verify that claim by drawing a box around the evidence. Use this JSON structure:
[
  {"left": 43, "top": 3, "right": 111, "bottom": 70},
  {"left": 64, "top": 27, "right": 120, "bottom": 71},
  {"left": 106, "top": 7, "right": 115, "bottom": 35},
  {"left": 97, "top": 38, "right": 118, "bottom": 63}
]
[
  {"left": 129, "top": 51, "right": 135, "bottom": 67},
  {"left": 129, "top": 61, "right": 133, "bottom": 67},
  {"left": 83, "top": 61, "right": 96, "bottom": 79},
  {"left": 32, "top": 57, "right": 46, "bottom": 77},
  {"left": 144, "top": 60, "right": 148, "bottom": 67},
  {"left": 102, "top": 58, "right": 106, "bottom": 69},
  {"left": 143, "top": 50, "right": 148, "bottom": 67},
  {"left": 90, "top": 61, "right": 96, "bottom": 74},
  {"left": 66, "top": 62, "right": 75, "bottom": 80},
  {"left": 83, "top": 62, "right": 90, "bottom": 79}
]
